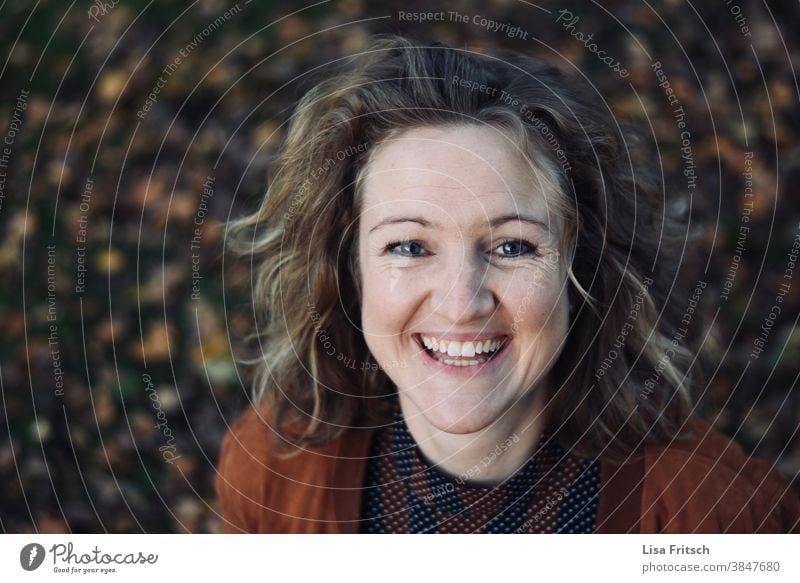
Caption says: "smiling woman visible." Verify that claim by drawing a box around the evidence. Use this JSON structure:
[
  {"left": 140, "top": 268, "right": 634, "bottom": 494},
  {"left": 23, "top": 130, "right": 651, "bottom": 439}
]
[{"left": 218, "top": 35, "right": 799, "bottom": 533}]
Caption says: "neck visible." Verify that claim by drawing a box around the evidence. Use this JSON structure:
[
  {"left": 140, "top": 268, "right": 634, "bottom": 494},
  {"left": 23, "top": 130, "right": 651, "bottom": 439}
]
[{"left": 398, "top": 388, "right": 549, "bottom": 487}]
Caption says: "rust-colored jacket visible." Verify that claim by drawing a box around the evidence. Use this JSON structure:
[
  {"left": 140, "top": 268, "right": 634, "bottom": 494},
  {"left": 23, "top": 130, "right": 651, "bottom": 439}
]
[{"left": 215, "top": 406, "right": 800, "bottom": 533}]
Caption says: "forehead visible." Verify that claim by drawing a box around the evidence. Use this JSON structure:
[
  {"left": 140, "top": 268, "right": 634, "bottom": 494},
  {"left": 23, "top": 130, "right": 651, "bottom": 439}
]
[{"left": 359, "top": 125, "right": 562, "bottom": 232}]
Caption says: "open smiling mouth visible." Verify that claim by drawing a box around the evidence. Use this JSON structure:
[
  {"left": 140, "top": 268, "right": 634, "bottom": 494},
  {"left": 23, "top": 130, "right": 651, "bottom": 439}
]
[{"left": 413, "top": 334, "right": 510, "bottom": 367}]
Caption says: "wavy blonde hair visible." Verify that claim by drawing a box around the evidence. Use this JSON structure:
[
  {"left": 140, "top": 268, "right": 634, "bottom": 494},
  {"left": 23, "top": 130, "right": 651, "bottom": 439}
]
[{"left": 226, "top": 35, "right": 702, "bottom": 460}]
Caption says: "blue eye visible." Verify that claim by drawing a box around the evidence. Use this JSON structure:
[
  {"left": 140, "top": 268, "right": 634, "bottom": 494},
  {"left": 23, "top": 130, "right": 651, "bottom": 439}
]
[
  {"left": 495, "top": 239, "right": 536, "bottom": 258},
  {"left": 384, "top": 240, "right": 427, "bottom": 257}
]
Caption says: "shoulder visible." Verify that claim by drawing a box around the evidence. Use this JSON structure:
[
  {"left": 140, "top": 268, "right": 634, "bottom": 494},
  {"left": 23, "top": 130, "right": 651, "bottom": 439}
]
[
  {"left": 214, "top": 405, "right": 280, "bottom": 532},
  {"left": 215, "top": 405, "right": 372, "bottom": 533},
  {"left": 640, "top": 416, "right": 800, "bottom": 533}
]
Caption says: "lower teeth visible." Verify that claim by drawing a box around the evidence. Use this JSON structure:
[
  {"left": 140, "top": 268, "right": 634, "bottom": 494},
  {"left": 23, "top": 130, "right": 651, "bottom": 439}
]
[
  {"left": 440, "top": 357, "right": 487, "bottom": 366},
  {"left": 428, "top": 350, "right": 496, "bottom": 366}
]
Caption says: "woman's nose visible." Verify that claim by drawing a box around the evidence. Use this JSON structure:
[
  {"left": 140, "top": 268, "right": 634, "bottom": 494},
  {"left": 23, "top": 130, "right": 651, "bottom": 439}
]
[{"left": 431, "top": 253, "right": 496, "bottom": 324}]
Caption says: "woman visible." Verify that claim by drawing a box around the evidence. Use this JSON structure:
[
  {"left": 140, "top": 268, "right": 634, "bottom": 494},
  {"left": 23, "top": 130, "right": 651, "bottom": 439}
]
[{"left": 217, "top": 35, "right": 799, "bottom": 533}]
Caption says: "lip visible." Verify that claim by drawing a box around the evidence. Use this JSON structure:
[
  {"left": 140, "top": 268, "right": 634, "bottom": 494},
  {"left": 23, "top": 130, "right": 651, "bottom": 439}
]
[{"left": 413, "top": 333, "right": 511, "bottom": 377}]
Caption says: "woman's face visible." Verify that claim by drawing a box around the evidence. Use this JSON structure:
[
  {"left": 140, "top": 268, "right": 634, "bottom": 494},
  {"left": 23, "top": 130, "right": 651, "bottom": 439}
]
[{"left": 357, "top": 125, "right": 570, "bottom": 434}]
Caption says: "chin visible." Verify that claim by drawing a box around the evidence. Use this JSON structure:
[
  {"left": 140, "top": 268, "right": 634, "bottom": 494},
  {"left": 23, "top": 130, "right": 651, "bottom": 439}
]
[{"left": 409, "top": 393, "right": 503, "bottom": 435}]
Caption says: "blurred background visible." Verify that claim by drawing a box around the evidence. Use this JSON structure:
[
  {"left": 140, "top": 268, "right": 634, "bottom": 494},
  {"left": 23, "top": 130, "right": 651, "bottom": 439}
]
[{"left": 0, "top": 0, "right": 798, "bottom": 533}]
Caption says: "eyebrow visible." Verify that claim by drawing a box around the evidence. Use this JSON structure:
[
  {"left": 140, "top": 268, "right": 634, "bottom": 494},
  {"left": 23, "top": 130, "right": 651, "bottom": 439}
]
[{"left": 368, "top": 213, "right": 550, "bottom": 234}]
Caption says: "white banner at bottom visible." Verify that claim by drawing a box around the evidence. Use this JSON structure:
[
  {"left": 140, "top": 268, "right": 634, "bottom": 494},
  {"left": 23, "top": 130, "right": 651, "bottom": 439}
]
[{"left": 1, "top": 534, "right": 797, "bottom": 582}]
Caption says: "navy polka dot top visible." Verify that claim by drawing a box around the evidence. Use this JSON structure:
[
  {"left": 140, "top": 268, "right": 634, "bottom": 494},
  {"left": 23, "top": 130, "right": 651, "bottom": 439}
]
[{"left": 360, "top": 402, "right": 600, "bottom": 533}]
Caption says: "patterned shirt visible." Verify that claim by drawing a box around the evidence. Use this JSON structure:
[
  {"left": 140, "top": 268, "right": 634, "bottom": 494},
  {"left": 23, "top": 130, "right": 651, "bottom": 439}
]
[{"left": 361, "top": 402, "right": 600, "bottom": 533}]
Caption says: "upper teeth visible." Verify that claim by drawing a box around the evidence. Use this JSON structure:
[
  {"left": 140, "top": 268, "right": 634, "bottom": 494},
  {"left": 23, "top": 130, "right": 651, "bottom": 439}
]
[{"left": 419, "top": 335, "right": 506, "bottom": 357}]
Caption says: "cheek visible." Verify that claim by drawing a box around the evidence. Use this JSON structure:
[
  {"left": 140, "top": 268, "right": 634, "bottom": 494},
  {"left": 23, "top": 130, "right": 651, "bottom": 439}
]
[
  {"left": 360, "top": 264, "right": 416, "bottom": 336},
  {"left": 506, "top": 274, "right": 569, "bottom": 333}
]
